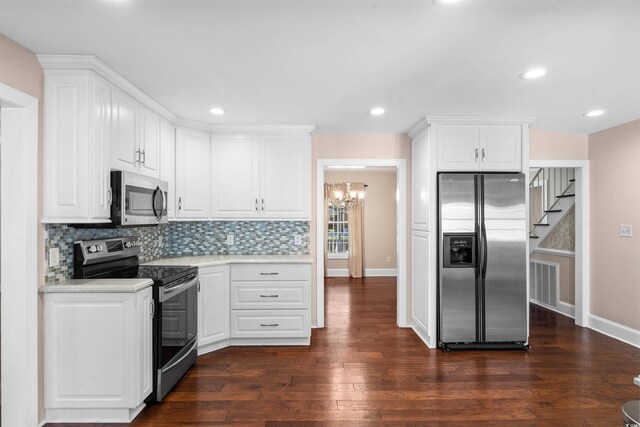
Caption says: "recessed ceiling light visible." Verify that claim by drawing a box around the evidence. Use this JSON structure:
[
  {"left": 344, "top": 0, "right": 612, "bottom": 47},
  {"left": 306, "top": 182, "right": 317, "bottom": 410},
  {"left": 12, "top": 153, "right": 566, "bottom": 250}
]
[
  {"left": 369, "top": 107, "right": 385, "bottom": 116},
  {"left": 433, "top": 0, "right": 462, "bottom": 5},
  {"left": 583, "top": 109, "right": 605, "bottom": 117},
  {"left": 520, "top": 68, "right": 547, "bottom": 80},
  {"left": 209, "top": 107, "right": 226, "bottom": 115}
]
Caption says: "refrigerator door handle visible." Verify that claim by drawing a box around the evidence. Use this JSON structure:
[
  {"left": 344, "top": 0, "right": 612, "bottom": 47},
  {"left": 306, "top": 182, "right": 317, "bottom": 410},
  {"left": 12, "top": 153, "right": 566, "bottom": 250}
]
[{"left": 481, "top": 221, "right": 488, "bottom": 279}]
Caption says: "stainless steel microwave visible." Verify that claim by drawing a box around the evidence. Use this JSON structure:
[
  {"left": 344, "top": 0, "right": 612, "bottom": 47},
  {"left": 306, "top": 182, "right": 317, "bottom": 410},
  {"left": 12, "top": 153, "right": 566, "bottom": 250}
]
[{"left": 111, "top": 170, "right": 168, "bottom": 226}]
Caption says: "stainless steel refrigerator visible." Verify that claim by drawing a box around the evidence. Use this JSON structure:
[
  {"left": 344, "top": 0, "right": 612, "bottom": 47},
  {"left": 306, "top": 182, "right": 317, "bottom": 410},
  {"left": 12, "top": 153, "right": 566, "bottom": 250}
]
[{"left": 438, "top": 173, "right": 528, "bottom": 351}]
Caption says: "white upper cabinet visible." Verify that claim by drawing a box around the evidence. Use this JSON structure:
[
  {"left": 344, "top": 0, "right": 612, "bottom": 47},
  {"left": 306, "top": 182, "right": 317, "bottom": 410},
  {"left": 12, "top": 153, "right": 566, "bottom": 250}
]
[
  {"left": 261, "top": 135, "right": 310, "bottom": 218},
  {"left": 43, "top": 71, "right": 112, "bottom": 223},
  {"left": 175, "top": 128, "right": 211, "bottom": 219},
  {"left": 210, "top": 131, "right": 311, "bottom": 220},
  {"left": 411, "top": 132, "right": 430, "bottom": 231},
  {"left": 111, "top": 89, "right": 160, "bottom": 178},
  {"left": 436, "top": 124, "right": 522, "bottom": 171},
  {"left": 159, "top": 119, "right": 176, "bottom": 219},
  {"left": 211, "top": 135, "right": 260, "bottom": 218}
]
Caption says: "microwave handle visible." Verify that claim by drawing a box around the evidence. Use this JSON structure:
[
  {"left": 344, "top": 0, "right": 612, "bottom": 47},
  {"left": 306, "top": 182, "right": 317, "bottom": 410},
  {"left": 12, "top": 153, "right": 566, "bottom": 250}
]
[{"left": 152, "top": 186, "right": 164, "bottom": 221}]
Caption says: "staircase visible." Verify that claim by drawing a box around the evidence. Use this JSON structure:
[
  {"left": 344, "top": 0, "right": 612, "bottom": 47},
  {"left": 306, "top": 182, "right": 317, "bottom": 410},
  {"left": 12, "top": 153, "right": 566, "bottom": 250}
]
[{"left": 529, "top": 167, "right": 576, "bottom": 252}]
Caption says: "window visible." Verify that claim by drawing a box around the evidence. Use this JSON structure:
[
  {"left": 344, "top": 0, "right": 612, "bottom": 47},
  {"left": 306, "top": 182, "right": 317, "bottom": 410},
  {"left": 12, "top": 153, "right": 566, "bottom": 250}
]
[{"left": 327, "top": 204, "right": 348, "bottom": 259}]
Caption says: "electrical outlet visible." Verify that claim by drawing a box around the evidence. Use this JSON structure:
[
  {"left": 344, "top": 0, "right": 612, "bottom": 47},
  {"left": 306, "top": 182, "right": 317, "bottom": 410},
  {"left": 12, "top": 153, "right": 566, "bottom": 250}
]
[
  {"left": 294, "top": 235, "right": 302, "bottom": 246},
  {"left": 386, "top": 256, "right": 391, "bottom": 263},
  {"left": 49, "top": 248, "right": 60, "bottom": 268},
  {"left": 226, "top": 234, "right": 235, "bottom": 245},
  {"left": 158, "top": 235, "right": 163, "bottom": 247},
  {"left": 620, "top": 224, "right": 633, "bottom": 238}
]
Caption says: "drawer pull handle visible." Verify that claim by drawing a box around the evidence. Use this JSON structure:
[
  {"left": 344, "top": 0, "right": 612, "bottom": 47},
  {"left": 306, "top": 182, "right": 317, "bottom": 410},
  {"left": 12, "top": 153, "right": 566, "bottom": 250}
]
[
  {"left": 259, "top": 272, "right": 279, "bottom": 276},
  {"left": 260, "top": 323, "right": 279, "bottom": 327},
  {"left": 260, "top": 294, "right": 279, "bottom": 298}
]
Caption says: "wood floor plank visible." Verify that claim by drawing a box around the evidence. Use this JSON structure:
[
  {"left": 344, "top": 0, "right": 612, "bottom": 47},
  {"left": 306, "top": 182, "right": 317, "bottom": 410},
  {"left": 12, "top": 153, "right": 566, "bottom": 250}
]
[{"left": 45, "top": 277, "right": 640, "bottom": 426}]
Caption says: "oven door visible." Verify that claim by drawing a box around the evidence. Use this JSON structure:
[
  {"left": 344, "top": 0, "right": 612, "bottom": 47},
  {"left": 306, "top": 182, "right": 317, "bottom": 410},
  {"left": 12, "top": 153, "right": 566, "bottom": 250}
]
[{"left": 154, "top": 276, "right": 199, "bottom": 401}]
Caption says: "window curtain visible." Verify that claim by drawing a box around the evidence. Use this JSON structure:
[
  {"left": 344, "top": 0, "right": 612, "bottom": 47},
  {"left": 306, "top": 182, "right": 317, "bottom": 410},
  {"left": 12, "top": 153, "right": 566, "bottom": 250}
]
[
  {"left": 323, "top": 183, "right": 332, "bottom": 277},
  {"left": 347, "top": 183, "right": 365, "bottom": 278}
]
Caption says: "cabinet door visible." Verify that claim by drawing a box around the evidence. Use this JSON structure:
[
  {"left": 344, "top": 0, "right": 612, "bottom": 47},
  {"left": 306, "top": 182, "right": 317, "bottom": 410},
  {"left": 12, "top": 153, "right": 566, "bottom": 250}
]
[
  {"left": 211, "top": 135, "right": 260, "bottom": 218},
  {"left": 136, "top": 287, "right": 153, "bottom": 403},
  {"left": 411, "top": 231, "right": 429, "bottom": 333},
  {"left": 43, "top": 73, "right": 90, "bottom": 221},
  {"left": 111, "top": 89, "right": 139, "bottom": 173},
  {"left": 89, "top": 76, "right": 112, "bottom": 220},
  {"left": 138, "top": 107, "right": 160, "bottom": 178},
  {"left": 436, "top": 126, "right": 479, "bottom": 171},
  {"left": 198, "top": 265, "right": 230, "bottom": 347},
  {"left": 159, "top": 120, "right": 176, "bottom": 219},
  {"left": 411, "top": 133, "right": 430, "bottom": 231},
  {"left": 175, "top": 128, "right": 212, "bottom": 219},
  {"left": 260, "top": 135, "right": 311, "bottom": 218},
  {"left": 478, "top": 126, "right": 522, "bottom": 171}
]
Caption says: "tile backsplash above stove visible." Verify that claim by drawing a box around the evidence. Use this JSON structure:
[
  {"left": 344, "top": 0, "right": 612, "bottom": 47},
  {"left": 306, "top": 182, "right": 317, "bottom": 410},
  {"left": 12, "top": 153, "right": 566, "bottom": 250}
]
[{"left": 44, "top": 221, "right": 310, "bottom": 284}]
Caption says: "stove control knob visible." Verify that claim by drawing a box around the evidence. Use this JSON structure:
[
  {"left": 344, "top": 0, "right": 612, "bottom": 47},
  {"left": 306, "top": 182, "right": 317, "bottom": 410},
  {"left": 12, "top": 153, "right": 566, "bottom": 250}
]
[
  {"left": 97, "top": 245, "right": 103, "bottom": 252},
  {"left": 125, "top": 241, "right": 132, "bottom": 248},
  {"left": 88, "top": 245, "right": 97, "bottom": 253},
  {"left": 136, "top": 240, "right": 140, "bottom": 247}
]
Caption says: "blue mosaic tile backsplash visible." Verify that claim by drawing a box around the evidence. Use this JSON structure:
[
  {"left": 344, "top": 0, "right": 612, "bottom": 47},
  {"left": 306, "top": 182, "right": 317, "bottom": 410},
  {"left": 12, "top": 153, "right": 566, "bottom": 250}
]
[{"left": 44, "top": 221, "right": 310, "bottom": 283}]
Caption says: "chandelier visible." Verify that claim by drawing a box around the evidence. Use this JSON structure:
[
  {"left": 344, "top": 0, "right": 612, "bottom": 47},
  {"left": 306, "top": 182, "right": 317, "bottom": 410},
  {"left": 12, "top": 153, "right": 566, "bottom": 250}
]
[{"left": 329, "top": 182, "right": 366, "bottom": 208}]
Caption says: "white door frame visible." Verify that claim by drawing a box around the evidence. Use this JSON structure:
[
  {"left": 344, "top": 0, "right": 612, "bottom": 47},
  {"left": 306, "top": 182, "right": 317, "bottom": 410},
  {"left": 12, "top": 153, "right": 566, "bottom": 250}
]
[
  {"left": 0, "top": 83, "right": 40, "bottom": 427},
  {"left": 316, "top": 159, "right": 408, "bottom": 328},
  {"left": 530, "top": 160, "right": 590, "bottom": 327}
]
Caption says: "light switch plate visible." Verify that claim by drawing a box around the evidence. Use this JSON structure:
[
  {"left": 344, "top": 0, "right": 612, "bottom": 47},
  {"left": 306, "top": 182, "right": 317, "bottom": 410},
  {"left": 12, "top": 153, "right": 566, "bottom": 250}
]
[
  {"left": 226, "top": 234, "right": 235, "bottom": 245},
  {"left": 49, "top": 247, "right": 60, "bottom": 268},
  {"left": 386, "top": 256, "right": 391, "bottom": 263},
  {"left": 294, "top": 235, "right": 302, "bottom": 246},
  {"left": 620, "top": 224, "right": 633, "bottom": 238}
]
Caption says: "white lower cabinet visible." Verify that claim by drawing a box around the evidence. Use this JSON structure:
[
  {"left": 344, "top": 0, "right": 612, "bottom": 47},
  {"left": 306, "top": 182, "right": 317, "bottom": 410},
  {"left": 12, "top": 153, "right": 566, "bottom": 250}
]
[
  {"left": 229, "top": 263, "right": 311, "bottom": 343},
  {"left": 197, "top": 265, "right": 230, "bottom": 352},
  {"left": 44, "top": 287, "right": 153, "bottom": 423},
  {"left": 411, "top": 230, "right": 430, "bottom": 341}
]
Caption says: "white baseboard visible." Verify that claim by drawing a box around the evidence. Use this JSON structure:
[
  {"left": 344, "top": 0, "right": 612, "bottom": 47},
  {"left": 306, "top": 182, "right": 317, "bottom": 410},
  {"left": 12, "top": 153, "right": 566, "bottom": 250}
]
[
  {"left": 530, "top": 299, "right": 575, "bottom": 319},
  {"left": 411, "top": 317, "right": 435, "bottom": 349},
  {"left": 588, "top": 314, "right": 640, "bottom": 349},
  {"left": 326, "top": 268, "right": 398, "bottom": 278},
  {"left": 326, "top": 268, "right": 349, "bottom": 277}
]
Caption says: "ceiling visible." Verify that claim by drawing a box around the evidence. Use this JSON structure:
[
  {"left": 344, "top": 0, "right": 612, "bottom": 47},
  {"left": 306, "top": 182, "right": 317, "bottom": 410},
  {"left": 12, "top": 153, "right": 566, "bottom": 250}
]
[{"left": 1, "top": 0, "right": 639, "bottom": 134}]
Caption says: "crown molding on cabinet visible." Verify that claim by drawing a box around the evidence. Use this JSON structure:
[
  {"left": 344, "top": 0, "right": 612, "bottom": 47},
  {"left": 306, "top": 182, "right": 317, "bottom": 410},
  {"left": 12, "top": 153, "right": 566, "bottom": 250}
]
[
  {"left": 37, "top": 55, "right": 317, "bottom": 135},
  {"left": 408, "top": 115, "right": 538, "bottom": 139},
  {"left": 210, "top": 124, "right": 316, "bottom": 134},
  {"left": 38, "top": 54, "right": 180, "bottom": 124}
]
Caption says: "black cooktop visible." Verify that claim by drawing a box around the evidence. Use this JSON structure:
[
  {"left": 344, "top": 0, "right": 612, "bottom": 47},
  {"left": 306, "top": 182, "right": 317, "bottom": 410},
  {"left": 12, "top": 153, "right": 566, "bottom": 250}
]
[{"left": 137, "top": 265, "right": 198, "bottom": 286}]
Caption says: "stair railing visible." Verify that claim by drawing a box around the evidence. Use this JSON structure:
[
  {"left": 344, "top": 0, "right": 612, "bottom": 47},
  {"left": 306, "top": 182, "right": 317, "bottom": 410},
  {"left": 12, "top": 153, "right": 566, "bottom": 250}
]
[{"left": 529, "top": 167, "right": 575, "bottom": 236}]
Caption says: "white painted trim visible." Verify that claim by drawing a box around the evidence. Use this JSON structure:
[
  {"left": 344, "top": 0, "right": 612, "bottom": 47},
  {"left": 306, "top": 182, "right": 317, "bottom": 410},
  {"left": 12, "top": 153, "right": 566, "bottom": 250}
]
[
  {"left": 533, "top": 248, "right": 576, "bottom": 257},
  {"left": 0, "top": 83, "right": 40, "bottom": 427},
  {"left": 210, "top": 124, "right": 316, "bottom": 134},
  {"left": 326, "top": 268, "right": 349, "bottom": 277},
  {"left": 530, "top": 299, "right": 575, "bottom": 319},
  {"left": 588, "top": 314, "right": 640, "bottom": 349},
  {"left": 425, "top": 116, "right": 538, "bottom": 126},
  {"left": 365, "top": 268, "right": 398, "bottom": 277},
  {"left": 327, "top": 252, "right": 348, "bottom": 260},
  {"left": 316, "top": 158, "right": 408, "bottom": 328},
  {"left": 530, "top": 160, "right": 589, "bottom": 328}
]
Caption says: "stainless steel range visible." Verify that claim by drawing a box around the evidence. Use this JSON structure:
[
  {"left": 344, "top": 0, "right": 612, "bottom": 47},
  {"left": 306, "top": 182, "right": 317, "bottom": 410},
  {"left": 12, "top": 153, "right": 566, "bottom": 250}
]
[{"left": 74, "top": 236, "right": 198, "bottom": 402}]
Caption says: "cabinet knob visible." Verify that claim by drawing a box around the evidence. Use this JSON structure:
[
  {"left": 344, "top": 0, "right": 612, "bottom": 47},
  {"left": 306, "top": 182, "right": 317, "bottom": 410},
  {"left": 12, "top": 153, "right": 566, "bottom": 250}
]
[
  {"left": 482, "top": 148, "right": 486, "bottom": 160},
  {"left": 255, "top": 198, "right": 258, "bottom": 212},
  {"left": 141, "top": 149, "right": 146, "bottom": 165},
  {"left": 261, "top": 198, "right": 265, "bottom": 212},
  {"left": 178, "top": 196, "right": 182, "bottom": 211},
  {"left": 475, "top": 148, "right": 479, "bottom": 162},
  {"left": 136, "top": 149, "right": 141, "bottom": 164}
]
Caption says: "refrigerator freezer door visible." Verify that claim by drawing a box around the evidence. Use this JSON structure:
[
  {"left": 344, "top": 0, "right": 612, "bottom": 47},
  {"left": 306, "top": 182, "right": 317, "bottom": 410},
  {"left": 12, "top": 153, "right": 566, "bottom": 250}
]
[
  {"left": 439, "top": 174, "right": 477, "bottom": 343},
  {"left": 482, "top": 174, "right": 528, "bottom": 342}
]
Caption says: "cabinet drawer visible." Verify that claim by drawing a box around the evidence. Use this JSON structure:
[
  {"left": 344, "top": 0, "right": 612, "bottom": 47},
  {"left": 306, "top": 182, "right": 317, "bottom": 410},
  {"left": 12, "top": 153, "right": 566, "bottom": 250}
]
[
  {"left": 231, "top": 282, "right": 309, "bottom": 309},
  {"left": 230, "top": 310, "right": 310, "bottom": 338},
  {"left": 231, "top": 263, "right": 310, "bottom": 281}
]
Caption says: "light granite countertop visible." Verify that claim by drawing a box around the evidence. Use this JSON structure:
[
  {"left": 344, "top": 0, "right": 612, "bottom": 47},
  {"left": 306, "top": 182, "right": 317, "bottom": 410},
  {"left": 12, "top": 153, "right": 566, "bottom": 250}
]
[
  {"left": 39, "top": 278, "right": 154, "bottom": 294},
  {"left": 143, "top": 254, "right": 314, "bottom": 267}
]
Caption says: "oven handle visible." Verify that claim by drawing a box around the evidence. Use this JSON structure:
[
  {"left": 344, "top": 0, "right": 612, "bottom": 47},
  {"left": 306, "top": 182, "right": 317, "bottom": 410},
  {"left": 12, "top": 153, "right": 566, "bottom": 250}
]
[
  {"left": 161, "top": 336, "right": 198, "bottom": 374},
  {"left": 160, "top": 276, "right": 199, "bottom": 302}
]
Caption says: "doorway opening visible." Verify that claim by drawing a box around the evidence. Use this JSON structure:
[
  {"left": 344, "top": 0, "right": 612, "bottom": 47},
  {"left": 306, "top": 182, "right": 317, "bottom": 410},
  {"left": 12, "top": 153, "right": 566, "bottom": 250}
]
[
  {"left": 316, "top": 159, "right": 408, "bottom": 328},
  {"left": 529, "top": 160, "right": 590, "bottom": 327}
]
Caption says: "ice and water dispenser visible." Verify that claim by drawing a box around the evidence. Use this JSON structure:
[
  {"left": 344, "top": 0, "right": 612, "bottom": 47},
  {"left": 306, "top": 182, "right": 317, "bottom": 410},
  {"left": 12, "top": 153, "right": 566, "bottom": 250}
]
[{"left": 443, "top": 233, "right": 476, "bottom": 268}]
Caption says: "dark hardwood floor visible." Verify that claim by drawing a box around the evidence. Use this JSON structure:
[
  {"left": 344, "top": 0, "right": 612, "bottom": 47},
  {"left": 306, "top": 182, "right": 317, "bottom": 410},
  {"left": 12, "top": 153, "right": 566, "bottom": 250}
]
[{"left": 49, "top": 277, "right": 640, "bottom": 426}]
